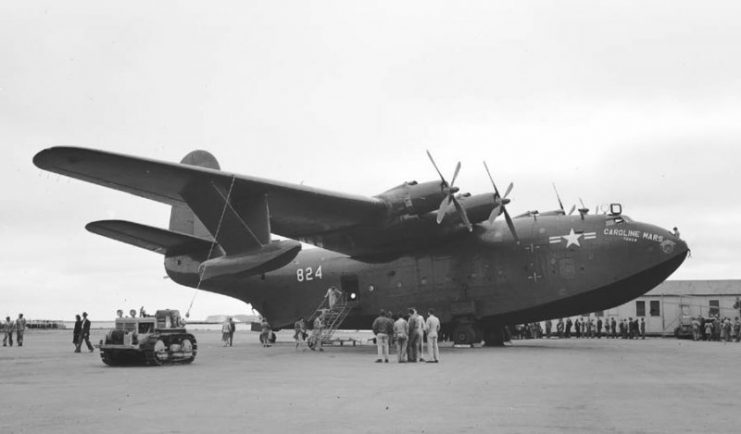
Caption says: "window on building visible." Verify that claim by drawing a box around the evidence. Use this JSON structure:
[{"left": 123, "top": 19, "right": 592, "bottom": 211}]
[
  {"left": 650, "top": 300, "right": 660, "bottom": 317},
  {"left": 636, "top": 300, "right": 646, "bottom": 317},
  {"left": 709, "top": 300, "right": 719, "bottom": 317},
  {"left": 594, "top": 310, "right": 604, "bottom": 317}
]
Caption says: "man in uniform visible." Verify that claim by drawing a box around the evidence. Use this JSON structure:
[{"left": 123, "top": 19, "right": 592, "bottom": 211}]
[
  {"left": 406, "top": 308, "right": 422, "bottom": 362},
  {"left": 425, "top": 309, "right": 440, "bottom": 363},
  {"left": 640, "top": 318, "right": 646, "bottom": 339},
  {"left": 393, "top": 312, "right": 408, "bottom": 363},
  {"left": 78, "top": 312, "right": 94, "bottom": 352},
  {"left": 2, "top": 316, "right": 14, "bottom": 346},
  {"left": 15, "top": 313, "right": 27, "bottom": 346}
]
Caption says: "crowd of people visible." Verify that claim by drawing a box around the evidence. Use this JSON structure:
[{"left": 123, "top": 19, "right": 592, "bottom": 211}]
[
  {"left": 688, "top": 316, "right": 741, "bottom": 342},
  {"left": 370, "top": 307, "right": 440, "bottom": 363},
  {"left": 511, "top": 317, "right": 648, "bottom": 340}
]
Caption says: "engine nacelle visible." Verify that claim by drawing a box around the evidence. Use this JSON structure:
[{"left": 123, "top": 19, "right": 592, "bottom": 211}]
[{"left": 375, "top": 180, "right": 448, "bottom": 218}]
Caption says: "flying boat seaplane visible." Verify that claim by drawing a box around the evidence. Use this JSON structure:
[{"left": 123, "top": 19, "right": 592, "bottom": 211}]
[{"left": 33, "top": 147, "right": 689, "bottom": 345}]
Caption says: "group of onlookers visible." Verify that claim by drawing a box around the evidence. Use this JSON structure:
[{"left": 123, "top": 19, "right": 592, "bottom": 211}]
[
  {"left": 691, "top": 316, "right": 741, "bottom": 342},
  {"left": 2, "top": 313, "right": 27, "bottom": 347},
  {"left": 512, "top": 317, "right": 647, "bottom": 340},
  {"left": 371, "top": 308, "right": 440, "bottom": 363}
]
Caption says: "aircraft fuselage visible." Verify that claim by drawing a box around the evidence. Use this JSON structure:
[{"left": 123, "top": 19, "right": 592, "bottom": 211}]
[{"left": 165, "top": 213, "right": 688, "bottom": 335}]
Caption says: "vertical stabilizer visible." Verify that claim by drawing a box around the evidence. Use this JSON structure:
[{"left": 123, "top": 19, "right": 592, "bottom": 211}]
[{"left": 169, "top": 150, "right": 220, "bottom": 240}]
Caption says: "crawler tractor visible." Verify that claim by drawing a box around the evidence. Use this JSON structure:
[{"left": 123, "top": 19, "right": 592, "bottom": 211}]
[{"left": 99, "top": 309, "right": 197, "bottom": 366}]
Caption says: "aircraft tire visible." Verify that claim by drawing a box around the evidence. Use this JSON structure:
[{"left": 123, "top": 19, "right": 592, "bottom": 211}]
[
  {"left": 452, "top": 324, "right": 477, "bottom": 346},
  {"left": 483, "top": 327, "right": 506, "bottom": 347}
]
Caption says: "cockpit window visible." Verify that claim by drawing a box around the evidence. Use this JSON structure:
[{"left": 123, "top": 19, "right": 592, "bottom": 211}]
[{"left": 605, "top": 215, "right": 628, "bottom": 226}]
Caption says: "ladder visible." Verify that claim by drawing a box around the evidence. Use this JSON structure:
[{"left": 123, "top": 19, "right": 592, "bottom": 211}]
[{"left": 308, "top": 294, "right": 355, "bottom": 344}]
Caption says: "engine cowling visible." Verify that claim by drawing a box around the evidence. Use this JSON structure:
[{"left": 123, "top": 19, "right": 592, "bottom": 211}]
[{"left": 376, "top": 180, "right": 448, "bottom": 218}]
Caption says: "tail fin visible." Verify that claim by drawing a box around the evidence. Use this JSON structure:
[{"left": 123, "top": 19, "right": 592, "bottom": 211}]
[{"left": 169, "top": 150, "right": 220, "bottom": 239}]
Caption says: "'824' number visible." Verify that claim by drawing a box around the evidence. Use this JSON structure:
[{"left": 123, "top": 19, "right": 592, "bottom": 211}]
[{"left": 296, "top": 266, "right": 323, "bottom": 282}]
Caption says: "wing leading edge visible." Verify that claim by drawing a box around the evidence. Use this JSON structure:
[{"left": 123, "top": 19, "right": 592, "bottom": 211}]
[{"left": 33, "top": 147, "right": 388, "bottom": 240}]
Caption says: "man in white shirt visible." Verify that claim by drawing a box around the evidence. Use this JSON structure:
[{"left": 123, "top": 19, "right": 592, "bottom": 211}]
[{"left": 425, "top": 309, "right": 440, "bottom": 363}]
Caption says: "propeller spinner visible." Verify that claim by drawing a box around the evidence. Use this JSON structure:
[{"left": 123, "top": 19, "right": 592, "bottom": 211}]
[
  {"left": 426, "top": 150, "right": 473, "bottom": 232},
  {"left": 483, "top": 161, "right": 519, "bottom": 243}
]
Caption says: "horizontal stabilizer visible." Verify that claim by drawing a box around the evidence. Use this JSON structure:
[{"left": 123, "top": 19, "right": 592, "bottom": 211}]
[{"left": 86, "top": 220, "right": 214, "bottom": 256}]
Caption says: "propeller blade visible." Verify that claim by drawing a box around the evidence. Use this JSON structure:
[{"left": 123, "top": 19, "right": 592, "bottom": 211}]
[
  {"left": 483, "top": 161, "right": 501, "bottom": 197},
  {"left": 427, "top": 150, "right": 447, "bottom": 187},
  {"left": 450, "top": 161, "right": 462, "bottom": 188},
  {"left": 569, "top": 204, "right": 576, "bottom": 215},
  {"left": 552, "top": 183, "right": 565, "bottom": 212},
  {"left": 488, "top": 204, "right": 502, "bottom": 225},
  {"left": 503, "top": 182, "right": 513, "bottom": 200},
  {"left": 452, "top": 196, "right": 473, "bottom": 232},
  {"left": 503, "top": 207, "right": 519, "bottom": 243},
  {"left": 436, "top": 196, "right": 452, "bottom": 224}
]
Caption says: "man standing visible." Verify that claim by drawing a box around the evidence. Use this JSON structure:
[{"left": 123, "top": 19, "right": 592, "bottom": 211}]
[
  {"left": 310, "top": 313, "right": 325, "bottom": 351},
  {"left": 79, "top": 312, "right": 93, "bottom": 352},
  {"left": 611, "top": 317, "right": 617, "bottom": 338},
  {"left": 372, "top": 310, "right": 394, "bottom": 363},
  {"left": 393, "top": 312, "right": 409, "bottom": 363},
  {"left": 2, "top": 316, "right": 14, "bottom": 346},
  {"left": 640, "top": 318, "right": 646, "bottom": 339},
  {"left": 228, "top": 317, "right": 236, "bottom": 346},
  {"left": 294, "top": 317, "right": 307, "bottom": 349},
  {"left": 73, "top": 314, "right": 82, "bottom": 352},
  {"left": 425, "top": 309, "right": 440, "bottom": 363},
  {"left": 325, "top": 286, "right": 342, "bottom": 309},
  {"left": 596, "top": 318, "right": 603, "bottom": 339},
  {"left": 545, "top": 319, "right": 552, "bottom": 338},
  {"left": 15, "top": 313, "right": 27, "bottom": 346},
  {"left": 407, "top": 308, "right": 422, "bottom": 362}
]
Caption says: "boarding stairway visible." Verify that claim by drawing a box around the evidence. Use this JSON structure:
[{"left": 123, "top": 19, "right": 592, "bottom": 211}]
[{"left": 308, "top": 294, "right": 356, "bottom": 345}]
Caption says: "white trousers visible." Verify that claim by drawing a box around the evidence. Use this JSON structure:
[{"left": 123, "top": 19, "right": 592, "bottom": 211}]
[
  {"left": 376, "top": 333, "right": 389, "bottom": 360},
  {"left": 427, "top": 335, "right": 439, "bottom": 361}
]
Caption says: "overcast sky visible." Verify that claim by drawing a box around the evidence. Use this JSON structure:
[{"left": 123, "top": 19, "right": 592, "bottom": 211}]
[{"left": 3, "top": 1, "right": 740, "bottom": 320}]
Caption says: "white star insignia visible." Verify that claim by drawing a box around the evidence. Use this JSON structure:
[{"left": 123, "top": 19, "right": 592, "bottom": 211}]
[{"left": 562, "top": 228, "right": 583, "bottom": 248}]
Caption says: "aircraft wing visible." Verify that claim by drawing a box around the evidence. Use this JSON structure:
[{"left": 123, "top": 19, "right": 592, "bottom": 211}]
[{"left": 33, "top": 147, "right": 388, "bottom": 238}]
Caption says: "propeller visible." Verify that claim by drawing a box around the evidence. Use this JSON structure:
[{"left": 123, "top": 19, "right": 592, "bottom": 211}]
[
  {"left": 426, "top": 150, "right": 473, "bottom": 232},
  {"left": 483, "top": 161, "right": 519, "bottom": 243},
  {"left": 552, "top": 183, "right": 577, "bottom": 216}
]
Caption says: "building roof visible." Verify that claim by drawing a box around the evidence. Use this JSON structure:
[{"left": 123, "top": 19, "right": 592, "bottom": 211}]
[{"left": 644, "top": 280, "right": 741, "bottom": 297}]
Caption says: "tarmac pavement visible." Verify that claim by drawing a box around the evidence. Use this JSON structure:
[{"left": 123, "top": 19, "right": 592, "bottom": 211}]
[{"left": 1, "top": 330, "right": 739, "bottom": 434}]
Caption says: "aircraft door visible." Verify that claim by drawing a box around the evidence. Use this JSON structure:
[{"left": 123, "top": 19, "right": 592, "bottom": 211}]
[{"left": 340, "top": 273, "right": 359, "bottom": 302}]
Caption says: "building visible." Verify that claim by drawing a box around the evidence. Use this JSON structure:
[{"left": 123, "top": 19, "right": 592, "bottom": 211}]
[{"left": 598, "top": 280, "right": 741, "bottom": 336}]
